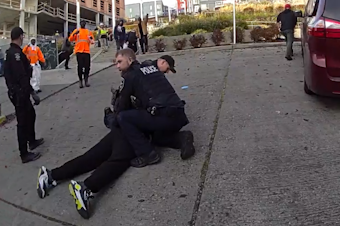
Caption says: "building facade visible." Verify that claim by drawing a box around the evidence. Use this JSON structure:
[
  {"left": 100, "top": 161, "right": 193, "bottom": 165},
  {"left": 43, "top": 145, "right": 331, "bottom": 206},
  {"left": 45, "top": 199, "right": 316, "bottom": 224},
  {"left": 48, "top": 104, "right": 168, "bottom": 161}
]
[
  {"left": 125, "top": 1, "right": 166, "bottom": 19},
  {"left": 0, "top": 0, "right": 125, "bottom": 39}
]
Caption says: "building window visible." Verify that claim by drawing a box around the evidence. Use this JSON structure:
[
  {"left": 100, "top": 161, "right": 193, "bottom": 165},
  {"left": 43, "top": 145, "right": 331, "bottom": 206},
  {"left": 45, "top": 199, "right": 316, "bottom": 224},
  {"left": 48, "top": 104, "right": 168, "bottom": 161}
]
[
  {"left": 100, "top": 0, "right": 104, "bottom": 10},
  {"left": 108, "top": 4, "right": 112, "bottom": 12},
  {"left": 116, "top": 0, "right": 120, "bottom": 4},
  {"left": 93, "top": 0, "right": 97, "bottom": 7},
  {"left": 81, "top": 0, "right": 85, "bottom": 3},
  {"left": 116, "top": 7, "right": 120, "bottom": 16}
]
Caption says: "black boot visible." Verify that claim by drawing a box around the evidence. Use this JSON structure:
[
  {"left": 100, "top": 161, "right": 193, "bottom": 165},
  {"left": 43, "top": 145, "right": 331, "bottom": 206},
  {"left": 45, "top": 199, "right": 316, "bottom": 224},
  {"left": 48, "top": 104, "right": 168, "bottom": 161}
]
[
  {"left": 178, "top": 131, "right": 195, "bottom": 160},
  {"left": 130, "top": 150, "right": 161, "bottom": 168},
  {"left": 29, "top": 138, "right": 45, "bottom": 150},
  {"left": 84, "top": 75, "right": 90, "bottom": 87},
  {"left": 79, "top": 80, "right": 84, "bottom": 88},
  {"left": 21, "top": 152, "right": 41, "bottom": 163}
]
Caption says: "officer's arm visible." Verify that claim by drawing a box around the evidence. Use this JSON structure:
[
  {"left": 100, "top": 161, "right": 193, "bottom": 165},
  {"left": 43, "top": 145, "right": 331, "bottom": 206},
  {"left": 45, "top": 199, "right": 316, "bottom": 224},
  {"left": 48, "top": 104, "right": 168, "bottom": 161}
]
[
  {"left": 115, "top": 75, "right": 134, "bottom": 113},
  {"left": 10, "top": 52, "right": 34, "bottom": 93}
]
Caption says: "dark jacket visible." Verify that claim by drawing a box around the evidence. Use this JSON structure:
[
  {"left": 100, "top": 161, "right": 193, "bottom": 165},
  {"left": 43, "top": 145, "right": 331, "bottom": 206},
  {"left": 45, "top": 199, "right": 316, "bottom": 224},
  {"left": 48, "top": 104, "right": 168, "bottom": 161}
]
[
  {"left": 277, "top": 9, "right": 297, "bottom": 31},
  {"left": 4, "top": 43, "right": 34, "bottom": 95},
  {"left": 62, "top": 37, "right": 71, "bottom": 52},
  {"left": 114, "top": 22, "right": 126, "bottom": 41}
]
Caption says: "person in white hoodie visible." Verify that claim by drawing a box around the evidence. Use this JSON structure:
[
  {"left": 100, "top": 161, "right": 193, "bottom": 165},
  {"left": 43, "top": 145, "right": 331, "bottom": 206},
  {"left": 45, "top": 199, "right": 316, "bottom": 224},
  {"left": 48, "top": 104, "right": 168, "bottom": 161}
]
[{"left": 22, "top": 38, "right": 46, "bottom": 93}]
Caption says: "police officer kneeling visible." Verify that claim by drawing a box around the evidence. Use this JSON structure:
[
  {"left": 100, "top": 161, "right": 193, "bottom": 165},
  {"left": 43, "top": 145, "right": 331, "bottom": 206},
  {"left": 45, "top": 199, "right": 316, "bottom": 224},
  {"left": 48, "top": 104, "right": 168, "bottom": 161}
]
[
  {"left": 113, "top": 48, "right": 192, "bottom": 168},
  {"left": 4, "top": 27, "right": 44, "bottom": 163}
]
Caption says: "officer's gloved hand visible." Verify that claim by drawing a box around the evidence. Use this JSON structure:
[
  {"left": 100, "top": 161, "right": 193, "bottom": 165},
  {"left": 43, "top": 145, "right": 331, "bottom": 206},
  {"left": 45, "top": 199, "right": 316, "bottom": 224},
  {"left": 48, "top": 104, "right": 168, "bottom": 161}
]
[{"left": 31, "top": 91, "right": 40, "bottom": 105}]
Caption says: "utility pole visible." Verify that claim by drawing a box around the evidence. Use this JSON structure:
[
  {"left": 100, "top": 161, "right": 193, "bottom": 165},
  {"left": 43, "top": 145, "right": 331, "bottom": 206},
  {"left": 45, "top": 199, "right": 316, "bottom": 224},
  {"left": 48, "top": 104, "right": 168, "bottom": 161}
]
[
  {"left": 76, "top": 0, "right": 80, "bottom": 28},
  {"left": 112, "top": 0, "right": 116, "bottom": 30}
]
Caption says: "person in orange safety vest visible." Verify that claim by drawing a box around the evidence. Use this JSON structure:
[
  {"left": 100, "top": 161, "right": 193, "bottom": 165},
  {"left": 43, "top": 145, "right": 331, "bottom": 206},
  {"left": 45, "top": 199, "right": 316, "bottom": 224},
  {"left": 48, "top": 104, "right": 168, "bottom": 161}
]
[
  {"left": 69, "top": 20, "right": 95, "bottom": 88},
  {"left": 22, "top": 37, "right": 45, "bottom": 93}
]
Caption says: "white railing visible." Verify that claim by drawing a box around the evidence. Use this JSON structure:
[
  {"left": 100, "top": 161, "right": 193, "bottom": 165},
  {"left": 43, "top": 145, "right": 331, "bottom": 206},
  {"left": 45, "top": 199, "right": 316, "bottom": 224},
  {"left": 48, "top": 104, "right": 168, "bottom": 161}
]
[
  {"left": 0, "top": 0, "right": 20, "bottom": 9},
  {"left": 0, "top": 30, "right": 11, "bottom": 39},
  {"left": 37, "top": 3, "right": 96, "bottom": 26}
]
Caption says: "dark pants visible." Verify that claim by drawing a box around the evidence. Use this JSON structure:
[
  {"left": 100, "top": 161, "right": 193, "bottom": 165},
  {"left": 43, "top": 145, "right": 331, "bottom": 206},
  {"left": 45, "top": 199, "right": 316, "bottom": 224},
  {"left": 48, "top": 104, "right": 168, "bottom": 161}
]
[
  {"left": 63, "top": 51, "right": 71, "bottom": 68},
  {"left": 76, "top": 53, "right": 91, "bottom": 81},
  {"left": 104, "top": 112, "right": 182, "bottom": 150},
  {"left": 115, "top": 39, "right": 124, "bottom": 51},
  {"left": 117, "top": 109, "right": 188, "bottom": 156},
  {"left": 282, "top": 30, "right": 294, "bottom": 57},
  {"left": 128, "top": 42, "right": 137, "bottom": 53},
  {"left": 0, "top": 58, "right": 4, "bottom": 75},
  {"left": 8, "top": 92, "right": 36, "bottom": 156},
  {"left": 51, "top": 127, "right": 135, "bottom": 193},
  {"left": 139, "top": 35, "right": 148, "bottom": 53}
]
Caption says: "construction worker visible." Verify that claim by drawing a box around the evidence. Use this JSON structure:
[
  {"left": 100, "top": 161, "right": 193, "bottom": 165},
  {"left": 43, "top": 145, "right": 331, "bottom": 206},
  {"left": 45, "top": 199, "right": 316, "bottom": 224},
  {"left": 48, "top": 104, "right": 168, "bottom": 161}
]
[
  {"left": 98, "top": 23, "right": 108, "bottom": 52},
  {"left": 69, "top": 20, "right": 95, "bottom": 88},
  {"left": 22, "top": 38, "right": 46, "bottom": 93}
]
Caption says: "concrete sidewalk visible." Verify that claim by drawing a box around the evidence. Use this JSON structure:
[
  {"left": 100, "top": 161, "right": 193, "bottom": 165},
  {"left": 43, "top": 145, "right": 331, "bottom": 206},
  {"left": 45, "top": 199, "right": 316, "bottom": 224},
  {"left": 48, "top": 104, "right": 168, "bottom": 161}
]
[
  {"left": 3, "top": 45, "right": 340, "bottom": 226},
  {"left": 0, "top": 62, "right": 112, "bottom": 120}
]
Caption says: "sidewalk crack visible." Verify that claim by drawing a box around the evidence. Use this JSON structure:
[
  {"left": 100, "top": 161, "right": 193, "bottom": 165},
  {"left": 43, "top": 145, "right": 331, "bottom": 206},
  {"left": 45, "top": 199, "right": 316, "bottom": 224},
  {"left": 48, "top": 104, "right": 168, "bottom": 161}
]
[{"left": 189, "top": 47, "right": 234, "bottom": 226}]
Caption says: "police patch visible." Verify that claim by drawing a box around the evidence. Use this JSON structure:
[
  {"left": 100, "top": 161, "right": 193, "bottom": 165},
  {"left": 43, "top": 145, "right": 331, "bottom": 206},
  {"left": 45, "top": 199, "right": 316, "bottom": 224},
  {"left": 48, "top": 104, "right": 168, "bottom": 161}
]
[
  {"left": 15, "top": 53, "right": 21, "bottom": 61},
  {"left": 119, "top": 78, "right": 125, "bottom": 92}
]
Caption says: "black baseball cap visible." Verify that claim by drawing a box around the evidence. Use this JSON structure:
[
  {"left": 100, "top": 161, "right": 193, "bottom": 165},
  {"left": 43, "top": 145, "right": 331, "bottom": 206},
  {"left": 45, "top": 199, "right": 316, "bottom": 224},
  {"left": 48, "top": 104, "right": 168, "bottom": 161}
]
[
  {"left": 160, "top": 55, "right": 176, "bottom": 73},
  {"left": 11, "top": 27, "right": 25, "bottom": 40}
]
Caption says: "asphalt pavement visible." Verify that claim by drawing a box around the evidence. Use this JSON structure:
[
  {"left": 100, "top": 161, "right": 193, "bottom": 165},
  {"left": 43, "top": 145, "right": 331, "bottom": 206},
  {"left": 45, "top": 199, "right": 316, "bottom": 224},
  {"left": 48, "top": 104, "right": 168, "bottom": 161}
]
[{"left": 2, "top": 45, "right": 340, "bottom": 226}]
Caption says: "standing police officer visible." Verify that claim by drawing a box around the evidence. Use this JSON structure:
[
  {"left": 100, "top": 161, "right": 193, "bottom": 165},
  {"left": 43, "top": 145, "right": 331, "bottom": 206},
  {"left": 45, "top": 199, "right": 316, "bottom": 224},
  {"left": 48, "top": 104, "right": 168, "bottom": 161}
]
[
  {"left": 4, "top": 27, "right": 44, "bottom": 163},
  {"left": 113, "top": 49, "right": 192, "bottom": 168}
]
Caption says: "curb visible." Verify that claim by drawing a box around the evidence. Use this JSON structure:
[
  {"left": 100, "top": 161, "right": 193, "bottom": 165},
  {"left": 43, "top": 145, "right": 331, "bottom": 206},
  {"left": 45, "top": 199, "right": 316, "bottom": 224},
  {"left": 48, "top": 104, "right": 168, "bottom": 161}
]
[
  {"left": 139, "top": 41, "right": 301, "bottom": 57},
  {"left": 0, "top": 63, "right": 114, "bottom": 127}
]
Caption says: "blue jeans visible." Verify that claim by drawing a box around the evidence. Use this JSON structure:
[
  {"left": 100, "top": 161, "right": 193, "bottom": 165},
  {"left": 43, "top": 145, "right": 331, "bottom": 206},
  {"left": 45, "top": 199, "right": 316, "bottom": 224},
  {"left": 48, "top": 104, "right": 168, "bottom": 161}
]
[{"left": 0, "top": 59, "right": 4, "bottom": 75}]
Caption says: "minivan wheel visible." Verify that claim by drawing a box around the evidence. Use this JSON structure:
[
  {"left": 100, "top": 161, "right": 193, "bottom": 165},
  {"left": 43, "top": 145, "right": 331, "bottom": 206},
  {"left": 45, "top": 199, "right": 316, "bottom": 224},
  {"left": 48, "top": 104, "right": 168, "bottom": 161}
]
[{"left": 304, "top": 79, "right": 314, "bottom": 95}]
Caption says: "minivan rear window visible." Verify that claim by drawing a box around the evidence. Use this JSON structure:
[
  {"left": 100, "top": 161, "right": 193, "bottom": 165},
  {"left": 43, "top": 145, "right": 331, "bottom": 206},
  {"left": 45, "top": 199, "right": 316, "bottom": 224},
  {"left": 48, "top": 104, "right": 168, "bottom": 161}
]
[{"left": 323, "top": 1, "right": 340, "bottom": 21}]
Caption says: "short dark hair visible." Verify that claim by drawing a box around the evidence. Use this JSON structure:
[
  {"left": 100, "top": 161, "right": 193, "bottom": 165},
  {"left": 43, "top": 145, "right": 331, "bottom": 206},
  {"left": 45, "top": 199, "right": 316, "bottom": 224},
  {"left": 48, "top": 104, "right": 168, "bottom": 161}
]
[
  {"left": 115, "top": 48, "right": 136, "bottom": 61},
  {"left": 11, "top": 27, "right": 24, "bottom": 40}
]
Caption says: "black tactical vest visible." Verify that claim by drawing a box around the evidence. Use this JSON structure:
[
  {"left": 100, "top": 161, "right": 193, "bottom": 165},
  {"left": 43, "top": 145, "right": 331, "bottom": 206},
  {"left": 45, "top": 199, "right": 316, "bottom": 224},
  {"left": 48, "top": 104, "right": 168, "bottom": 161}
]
[{"left": 139, "top": 64, "right": 184, "bottom": 108}]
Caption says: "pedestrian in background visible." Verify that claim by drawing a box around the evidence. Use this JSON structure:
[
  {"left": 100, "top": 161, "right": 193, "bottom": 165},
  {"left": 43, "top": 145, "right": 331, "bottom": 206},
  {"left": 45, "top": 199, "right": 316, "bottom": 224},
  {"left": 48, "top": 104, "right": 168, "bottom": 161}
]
[
  {"left": 0, "top": 47, "right": 4, "bottom": 76},
  {"left": 114, "top": 20, "right": 126, "bottom": 52},
  {"left": 126, "top": 27, "right": 138, "bottom": 53},
  {"left": 277, "top": 4, "right": 297, "bottom": 61},
  {"left": 22, "top": 37, "right": 46, "bottom": 93},
  {"left": 61, "top": 31, "right": 72, "bottom": 70},
  {"left": 98, "top": 23, "right": 109, "bottom": 52},
  {"left": 69, "top": 20, "right": 95, "bottom": 88},
  {"left": 138, "top": 14, "right": 149, "bottom": 54},
  {"left": 4, "top": 27, "right": 44, "bottom": 163}
]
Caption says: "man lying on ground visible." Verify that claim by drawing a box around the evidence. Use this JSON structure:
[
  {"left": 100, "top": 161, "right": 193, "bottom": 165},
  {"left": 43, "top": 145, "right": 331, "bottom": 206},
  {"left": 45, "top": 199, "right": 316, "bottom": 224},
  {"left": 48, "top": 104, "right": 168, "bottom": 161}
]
[{"left": 37, "top": 125, "right": 193, "bottom": 219}]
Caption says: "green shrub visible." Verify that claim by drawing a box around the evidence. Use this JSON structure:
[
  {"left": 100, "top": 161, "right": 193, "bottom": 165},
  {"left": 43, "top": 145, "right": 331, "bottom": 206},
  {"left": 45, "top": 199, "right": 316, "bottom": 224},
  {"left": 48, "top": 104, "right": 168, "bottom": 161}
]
[
  {"left": 265, "top": 6, "right": 274, "bottom": 13},
  {"left": 154, "top": 38, "right": 166, "bottom": 52},
  {"left": 275, "top": 6, "right": 284, "bottom": 12},
  {"left": 211, "top": 29, "right": 225, "bottom": 46},
  {"left": 243, "top": 7, "right": 254, "bottom": 14},
  {"left": 190, "top": 34, "right": 207, "bottom": 48},
  {"left": 173, "top": 38, "right": 187, "bottom": 50},
  {"left": 191, "top": 29, "right": 208, "bottom": 34}
]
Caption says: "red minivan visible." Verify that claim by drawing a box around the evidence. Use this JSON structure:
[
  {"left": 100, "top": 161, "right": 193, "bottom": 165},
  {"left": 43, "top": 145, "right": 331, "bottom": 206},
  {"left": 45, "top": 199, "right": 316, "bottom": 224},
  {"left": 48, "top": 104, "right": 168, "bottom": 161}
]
[{"left": 302, "top": 0, "right": 340, "bottom": 96}]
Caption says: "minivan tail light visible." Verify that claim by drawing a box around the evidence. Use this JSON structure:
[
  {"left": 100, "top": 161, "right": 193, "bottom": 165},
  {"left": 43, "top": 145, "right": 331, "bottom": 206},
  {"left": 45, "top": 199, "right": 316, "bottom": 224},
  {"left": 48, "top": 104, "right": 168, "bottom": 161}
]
[
  {"left": 308, "top": 18, "right": 325, "bottom": 37},
  {"left": 308, "top": 17, "right": 340, "bottom": 38},
  {"left": 325, "top": 19, "right": 340, "bottom": 38}
]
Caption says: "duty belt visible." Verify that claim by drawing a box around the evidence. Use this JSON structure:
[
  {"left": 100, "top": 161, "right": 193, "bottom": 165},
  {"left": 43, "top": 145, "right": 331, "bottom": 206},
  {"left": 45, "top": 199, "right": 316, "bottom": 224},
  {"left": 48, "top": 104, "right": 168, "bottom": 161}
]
[{"left": 146, "top": 106, "right": 184, "bottom": 117}]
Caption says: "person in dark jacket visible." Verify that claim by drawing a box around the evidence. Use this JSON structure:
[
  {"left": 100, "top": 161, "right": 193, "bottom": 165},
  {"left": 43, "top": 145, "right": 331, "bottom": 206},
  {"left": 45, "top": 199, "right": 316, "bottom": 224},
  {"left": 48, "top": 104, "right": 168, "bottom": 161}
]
[
  {"left": 112, "top": 49, "right": 190, "bottom": 168},
  {"left": 114, "top": 20, "right": 126, "bottom": 51},
  {"left": 4, "top": 27, "right": 44, "bottom": 163},
  {"left": 61, "top": 32, "right": 72, "bottom": 70},
  {"left": 277, "top": 4, "right": 297, "bottom": 61}
]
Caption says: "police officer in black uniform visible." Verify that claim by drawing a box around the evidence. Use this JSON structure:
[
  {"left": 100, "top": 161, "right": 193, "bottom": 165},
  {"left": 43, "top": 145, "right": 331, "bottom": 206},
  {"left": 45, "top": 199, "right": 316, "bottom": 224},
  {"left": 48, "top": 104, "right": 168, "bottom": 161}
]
[
  {"left": 112, "top": 48, "right": 192, "bottom": 168},
  {"left": 4, "top": 27, "right": 44, "bottom": 163}
]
